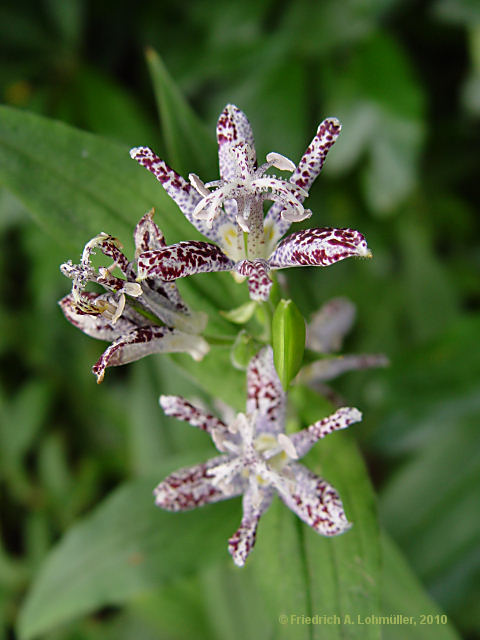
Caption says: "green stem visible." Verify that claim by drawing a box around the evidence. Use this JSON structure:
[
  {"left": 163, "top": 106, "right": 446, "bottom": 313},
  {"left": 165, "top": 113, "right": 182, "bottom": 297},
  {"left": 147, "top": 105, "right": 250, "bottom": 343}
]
[
  {"left": 256, "top": 300, "right": 274, "bottom": 343},
  {"left": 204, "top": 334, "right": 236, "bottom": 346}
]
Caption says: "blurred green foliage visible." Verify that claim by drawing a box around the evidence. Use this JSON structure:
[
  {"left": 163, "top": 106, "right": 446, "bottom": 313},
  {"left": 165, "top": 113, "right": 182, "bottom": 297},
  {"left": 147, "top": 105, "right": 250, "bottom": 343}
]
[{"left": 0, "top": 0, "right": 479, "bottom": 638}]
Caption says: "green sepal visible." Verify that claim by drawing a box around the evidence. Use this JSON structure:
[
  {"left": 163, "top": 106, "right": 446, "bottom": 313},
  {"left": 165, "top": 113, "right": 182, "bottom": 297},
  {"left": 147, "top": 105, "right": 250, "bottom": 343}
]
[{"left": 271, "top": 298, "right": 306, "bottom": 390}]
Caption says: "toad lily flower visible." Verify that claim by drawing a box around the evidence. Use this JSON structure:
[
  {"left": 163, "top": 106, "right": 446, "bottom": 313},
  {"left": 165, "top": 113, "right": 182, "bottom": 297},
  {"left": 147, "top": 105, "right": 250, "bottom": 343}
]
[
  {"left": 59, "top": 210, "right": 209, "bottom": 383},
  {"left": 154, "top": 346, "right": 362, "bottom": 567},
  {"left": 130, "top": 104, "right": 371, "bottom": 302},
  {"left": 299, "top": 297, "right": 389, "bottom": 387}
]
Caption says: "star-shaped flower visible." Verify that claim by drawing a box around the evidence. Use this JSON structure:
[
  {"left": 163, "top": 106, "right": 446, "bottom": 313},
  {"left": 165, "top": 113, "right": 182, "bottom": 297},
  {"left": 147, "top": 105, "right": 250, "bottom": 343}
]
[
  {"left": 154, "top": 346, "right": 362, "bottom": 566},
  {"left": 131, "top": 105, "right": 371, "bottom": 302},
  {"left": 59, "top": 210, "right": 209, "bottom": 382}
]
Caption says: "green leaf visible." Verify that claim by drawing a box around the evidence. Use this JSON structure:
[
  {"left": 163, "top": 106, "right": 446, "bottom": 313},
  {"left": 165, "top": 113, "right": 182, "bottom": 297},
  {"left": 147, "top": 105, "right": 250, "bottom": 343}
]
[
  {"left": 133, "top": 560, "right": 274, "bottom": 640},
  {"left": 127, "top": 361, "right": 171, "bottom": 477},
  {"left": 303, "top": 0, "right": 399, "bottom": 54},
  {"left": 130, "top": 575, "right": 216, "bottom": 640},
  {"left": 146, "top": 47, "right": 217, "bottom": 177},
  {"left": 0, "top": 105, "right": 246, "bottom": 324},
  {"left": 171, "top": 345, "right": 246, "bottom": 411},
  {"left": 380, "top": 418, "right": 480, "bottom": 629},
  {"left": 252, "top": 385, "right": 381, "bottom": 639},
  {"left": 18, "top": 461, "right": 240, "bottom": 640},
  {"left": 433, "top": 0, "right": 480, "bottom": 25},
  {"left": 272, "top": 299, "right": 306, "bottom": 390},
  {"left": 219, "top": 54, "right": 308, "bottom": 161},
  {"left": 381, "top": 532, "right": 461, "bottom": 639},
  {"left": 396, "top": 211, "right": 459, "bottom": 342},
  {"left": 71, "top": 66, "right": 158, "bottom": 147},
  {"left": 0, "top": 381, "right": 50, "bottom": 465},
  {"left": 0, "top": 105, "right": 185, "bottom": 253},
  {"left": 322, "top": 32, "right": 425, "bottom": 215},
  {"left": 137, "top": 355, "right": 222, "bottom": 462},
  {"left": 362, "top": 112, "right": 424, "bottom": 213},
  {"left": 370, "top": 315, "right": 480, "bottom": 454},
  {"left": 43, "top": 0, "right": 84, "bottom": 47},
  {"left": 199, "top": 562, "right": 273, "bottom": 640}
]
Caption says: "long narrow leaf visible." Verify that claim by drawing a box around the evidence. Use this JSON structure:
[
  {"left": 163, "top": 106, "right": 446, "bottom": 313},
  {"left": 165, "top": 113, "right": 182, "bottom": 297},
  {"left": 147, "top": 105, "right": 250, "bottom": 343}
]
[
  {"left": 381, "top": 533, "right": 461, "bottom": 640},
  {"left": 18, "top": 462, "right": 240, "bottom": 640},
  {"left": 146, "top": 47, "right": 217, "bottom": 177}
]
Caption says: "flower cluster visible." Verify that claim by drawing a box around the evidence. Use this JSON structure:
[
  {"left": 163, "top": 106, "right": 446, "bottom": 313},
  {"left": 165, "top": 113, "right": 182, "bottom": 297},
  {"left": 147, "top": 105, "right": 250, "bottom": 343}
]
[{"left": 59, "top": 104, "right": 383, "bottom": 566}]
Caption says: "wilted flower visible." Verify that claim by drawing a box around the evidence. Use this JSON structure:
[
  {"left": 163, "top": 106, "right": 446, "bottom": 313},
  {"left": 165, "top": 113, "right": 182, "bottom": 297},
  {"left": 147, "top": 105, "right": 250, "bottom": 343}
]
[
  {"left": 131, "top": 105, "right": 371, "bottom": 301},
  {"left": 154, "top": 346, "right": 362, "bottom": 566},
  {"left": 59, "top": 210, "right": 209, "bottom": 382},
  {"left": 299, "top": 297, "right": 389, "bottom": 388}
]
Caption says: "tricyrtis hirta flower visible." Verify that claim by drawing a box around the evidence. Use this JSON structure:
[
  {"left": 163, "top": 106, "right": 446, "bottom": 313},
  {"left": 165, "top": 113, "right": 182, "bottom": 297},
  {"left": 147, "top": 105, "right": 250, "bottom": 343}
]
[
  {"left": 131, "top": 104, "right": 371, "bottom": 302},
  {"left": 155, "top": 346, "right": 362, "bottom": 567},
  {"left": 299, "top": 297, "right": 389, "bottom": 388},
  {"left": 59, "top": 210, "right": 209, "bottom": 382}
]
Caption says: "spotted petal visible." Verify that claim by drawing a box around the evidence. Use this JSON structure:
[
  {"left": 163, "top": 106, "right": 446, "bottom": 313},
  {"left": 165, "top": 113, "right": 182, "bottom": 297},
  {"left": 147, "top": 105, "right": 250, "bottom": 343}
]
[
  {"left": 92, "top": 326, "right": 209, "bottom": 383},
  {"left": 291, "top": 118, "right": 342, "bottom": 192},
  {"left": 276, "top": 463, "right": 351, "bottom": 536},
  {"left": 154, "top": 455, "right": 243, "bottom": 512},
  {"left": 134, "top": 209, "right": 166, "bottom": 256},
  {"left": 269, "top": 228, "right": 371, "bottom": 269},
  {"left": 228, "top": 484, "right": 274, "bottom": 567},
  {"left": 306, "top": 297, "right": 356, "bottom": 354},
  {"left": 160, "top": 395, "right": 227, "bottom": 434},
  {"left": 300, "top": 354, "right": 389, "bottom": 384},
  {"left": 130, "top": 146, "right": 220, "bottom": 241},
  {"left": 231, "top": 142, "right": 256, "bottom": 180},
  {"left": 288, "top": 407, "right": 362, "bottom": 459},
  {"left": 217, "top": 104, "right": 256, "bottom": 182},
  {"left": 93, "top": 234, "right": 130, "bottom": 276},
  {"left": 132, "top": 214, "right": 195, "bottom": 320},
  {"left": 138, "top": 241, "right": 235, "bottom": 281},
  {"left": 246, "top": 346, "right": 286, "bottom": 435},
  {"left": 265, "top": 118, "right": 342, "bottom": 246},
  {"left": 235, "top": 259, "right": 272, "bottom": 302}
]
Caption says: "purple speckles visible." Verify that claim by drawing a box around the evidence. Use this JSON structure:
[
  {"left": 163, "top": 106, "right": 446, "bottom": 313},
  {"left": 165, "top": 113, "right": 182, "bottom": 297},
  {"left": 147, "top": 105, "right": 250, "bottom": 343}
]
[
  {"left": 138, "top": 241, "right": 235, "bottom": 281},
  {"left": 289, "top": 407, "right": 362, "bottom": 458},
  {"left": 264, "top": 117, "right": 343, "bottom": 244},
  {"left": 59, "top": 211, "right": 210, "bottom": 381},
  {"left": 269, "top": 228, "right": 370, "bottom": 269},
  {"left": 154, "top": 456, "right": 239, "bottom": 512},
  {"left": 154, "top": 347, "right": 360, "bottom": 566},
  {"left": 160, "top": 395, "right": 227, "bottom": 434},
  {"left": 246, "top": 347, "right": 285, "bottom": 433},
  {"left": 129, "top": 147, "right": 221, "bottom": 241},
  {"left": 235, "top": 259, "right": 272, "bottom": 302}
]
